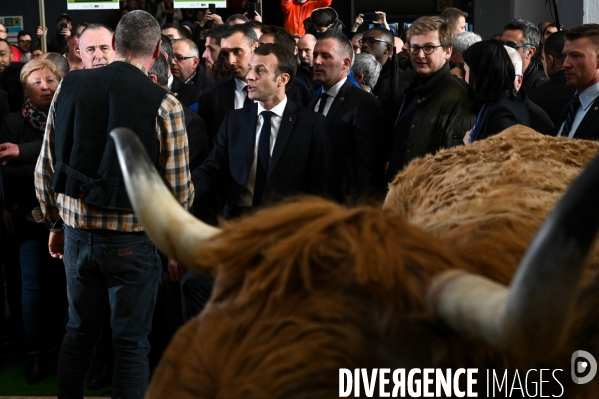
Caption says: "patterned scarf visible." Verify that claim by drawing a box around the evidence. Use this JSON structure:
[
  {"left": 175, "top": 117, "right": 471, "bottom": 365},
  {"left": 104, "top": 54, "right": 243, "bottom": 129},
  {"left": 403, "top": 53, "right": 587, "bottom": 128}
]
[{"left": 22, "top": 100, "right": 48, "bottom": 132}]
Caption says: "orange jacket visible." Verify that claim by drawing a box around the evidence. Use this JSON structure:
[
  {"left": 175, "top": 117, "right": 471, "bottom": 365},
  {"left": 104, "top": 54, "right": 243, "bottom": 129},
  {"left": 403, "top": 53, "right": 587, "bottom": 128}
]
[{"left": 281, "top": 0, "right": 332, "bottom": 36}]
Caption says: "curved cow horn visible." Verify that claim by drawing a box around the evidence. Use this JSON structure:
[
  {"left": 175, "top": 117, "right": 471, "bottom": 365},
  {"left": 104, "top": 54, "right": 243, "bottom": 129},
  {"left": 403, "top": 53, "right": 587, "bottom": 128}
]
[
  {"left": 111, "top": 128, "right": 220, "bottom": 270},
  {"left": 429, "top": 152, "right": 599, "bottom": 360}
]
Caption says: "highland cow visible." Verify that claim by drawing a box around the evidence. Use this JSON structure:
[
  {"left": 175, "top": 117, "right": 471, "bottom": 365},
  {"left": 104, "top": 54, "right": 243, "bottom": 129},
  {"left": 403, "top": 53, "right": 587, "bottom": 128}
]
[{"left": 112, "top": 125, "right": 599, "bottom": 398}]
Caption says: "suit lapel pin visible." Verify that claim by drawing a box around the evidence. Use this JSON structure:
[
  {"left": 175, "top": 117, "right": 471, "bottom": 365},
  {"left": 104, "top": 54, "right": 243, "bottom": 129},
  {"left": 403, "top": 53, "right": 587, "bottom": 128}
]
[
  {"left": 340, "top": 97, "right": 345, "bottom": 102},
  {"left": 289, "top": 117, "right": 292, "bottom": 121},
  {"left": 594, "top": 106, "right": 598, "bottom": 111}
]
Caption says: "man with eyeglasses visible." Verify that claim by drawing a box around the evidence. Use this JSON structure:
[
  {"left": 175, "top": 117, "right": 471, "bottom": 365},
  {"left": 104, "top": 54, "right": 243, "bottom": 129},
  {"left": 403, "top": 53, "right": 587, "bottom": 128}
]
[
  {"left": 501, "top": 19, "right": 547, "bottom": 91},
  {"left": 77, "top": 24, "right": 115, "bottom": 69},
  {"left": 171, "top": 38, "right": 214, "bottom": 91},
  {"left": 387, "top": 16, "right": 475, "bottom": 182},
  {"left": 361, "top": 26, "right": 408, "bottom": 191}
]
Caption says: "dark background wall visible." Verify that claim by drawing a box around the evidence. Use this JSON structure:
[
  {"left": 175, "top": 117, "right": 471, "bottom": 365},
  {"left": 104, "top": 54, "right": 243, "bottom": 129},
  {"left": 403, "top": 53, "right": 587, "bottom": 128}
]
[{"left": 0, "top": 0, "right": 573, "bottom": 44}]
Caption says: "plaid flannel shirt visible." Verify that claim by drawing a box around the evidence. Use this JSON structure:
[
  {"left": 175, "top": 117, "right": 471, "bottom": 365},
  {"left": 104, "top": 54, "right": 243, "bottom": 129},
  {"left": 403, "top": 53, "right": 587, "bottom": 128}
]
[{"left": 34, "top": 59, "right": 194, "bottom": 232}]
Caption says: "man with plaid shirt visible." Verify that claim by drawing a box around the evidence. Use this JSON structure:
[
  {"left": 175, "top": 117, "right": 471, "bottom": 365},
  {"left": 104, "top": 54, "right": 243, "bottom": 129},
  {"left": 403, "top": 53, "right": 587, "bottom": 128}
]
[{"left": 34, "top": 10, "right": 194, "bottom": 399}]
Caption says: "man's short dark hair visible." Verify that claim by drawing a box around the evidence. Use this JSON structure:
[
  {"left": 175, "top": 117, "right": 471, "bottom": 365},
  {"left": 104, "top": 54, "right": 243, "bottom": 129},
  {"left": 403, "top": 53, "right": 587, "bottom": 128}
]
[
  {"left": 222, "top": 22, "right": 258, "bottom": 47},
  {"left": 160, "top": 34, "right": 173, "bottom": 61},
  {"left": 161, "top": 23, "right": 191, "bottom": 40},
  {"left": 74, "top": 22, "right": 89, "bottom": 37},
  {"left": 116, "top": 10, "right": 161, "bottom": 59},
  {"left": 504, "top": 19, "right": 541, "bottom": 48},
  {"left": 310, "top": 8, "right": 337, "bottom": 27},
  {"left": 543, "top": 30, "right": 567, "bottom": 62},
  {"left": 149, "top": 53, "right": 169, "bottom": 87},
  {"left": 440, "top": 7, "right": 468, "bottom": 27},
  {"left": 17, "top": 30, "right": 32, "bottom": 40},
  {"left": 44, "top": 52, "right": 70, "bottom": 76},
  {"left": 260, "top": 25, "right": 296, "bottom": 54},
  {"left": 226, "top": 14, "right": 249, "bottom": 24},
  {"left": 253, "top": 43, "right": 296, "bottom": 84},
  {"left": 206, "top": 24, "right": 229, "bottom": 46},
  {"left": 565, "top": 23, "right": 599, "bottom": 47},
  {"left": 0, "top": 38, "right": 10, "bottom": 48},
  {"left": 317, "top": 29, "right": 355, "bottom": 65},
  {"left": 249, "top": 20, "right": 264, "bottom": 31},
  {"left": 79, "top": 23, "right": 114, "bottom": 44}
]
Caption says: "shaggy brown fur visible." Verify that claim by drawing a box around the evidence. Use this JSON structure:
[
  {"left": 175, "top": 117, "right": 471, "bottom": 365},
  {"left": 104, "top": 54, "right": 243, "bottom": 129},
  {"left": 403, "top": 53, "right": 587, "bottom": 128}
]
[{"left": 148, "top": 126, "right": 599, "bottom": 398}]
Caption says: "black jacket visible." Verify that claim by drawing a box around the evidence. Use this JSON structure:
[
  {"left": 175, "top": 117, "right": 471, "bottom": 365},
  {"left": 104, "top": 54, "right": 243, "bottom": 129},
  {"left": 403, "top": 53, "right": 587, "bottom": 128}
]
[
  {"left": 528, "top": 69, "right": 576, "bottom": 126},
  {"left": 308, "top": 79, "right": 382, "bottom": 202},
  {"left": 471, "top": 95, "right": 531, "bottom": 142},
  {"left": 0, "top": 113, "right": 44, "bottom": 215},
  {"left": 389, "top": 62, "right": 476, "bottom": 176},
  {"left": 192, "top": 100, "right": 332, "bottom": 218},
  {"left": 522, "top": 62, "right": 548, "bottom": 92}
]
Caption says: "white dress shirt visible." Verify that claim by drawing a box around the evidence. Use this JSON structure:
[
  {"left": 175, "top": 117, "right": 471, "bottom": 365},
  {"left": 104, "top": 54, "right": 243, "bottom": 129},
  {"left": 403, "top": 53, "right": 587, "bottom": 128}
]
[
  {"left": 237, "top": 96, "right": 288, "bottom": 207},
  {"left": 314, "top": 77, "right": 347, "bottom": 116},
  {"left": 234, "top": 78, "right": 255, "bottom": 110},
  {"left": 559, "top": 81, "right": 599, "bottom": 138}
]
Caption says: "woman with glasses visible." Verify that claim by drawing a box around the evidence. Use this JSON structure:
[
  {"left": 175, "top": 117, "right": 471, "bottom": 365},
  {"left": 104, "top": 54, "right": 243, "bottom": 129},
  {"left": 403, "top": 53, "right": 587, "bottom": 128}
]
[{"left": 463, "top": 40, "right": 530, "bottom": 143}]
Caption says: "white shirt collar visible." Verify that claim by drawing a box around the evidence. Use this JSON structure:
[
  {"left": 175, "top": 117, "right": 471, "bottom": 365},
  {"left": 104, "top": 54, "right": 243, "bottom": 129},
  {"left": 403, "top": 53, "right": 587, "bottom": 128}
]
[
  {"left": 235, "top": 77, "right": 247, "bottom": 92},
  {"left": 257, "top": 96, "right": 288, "bottom": 118},
  {"left": 578, "top": 80, "right": 599, "bottom": 111},
  {"left": 323, "top": 77, "right": 347, "bottom": 98}
]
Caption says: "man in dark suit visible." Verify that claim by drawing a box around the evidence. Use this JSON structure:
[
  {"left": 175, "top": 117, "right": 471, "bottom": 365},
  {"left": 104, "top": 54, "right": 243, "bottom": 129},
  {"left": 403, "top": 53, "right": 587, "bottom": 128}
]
[
  {"left": 159, "top": 35, "right": 201, "bottom": 109},
  {"left": 529, "top": 30, "right": 576, "bottom": 126},
  {"left": 555, "top": 24, "right": 599, "bottom": 140},
  {"left": 310, "top": 29, "right": 382, "bottom": 203},
  {"left": 192, "top": 42, "right": 331, "bottom": 220},
  {"left": 502, "top": 19, "right": 547, "bottom": 91},
  {"left": 198, "top": 23, "right": 260, "bottom": 145}
]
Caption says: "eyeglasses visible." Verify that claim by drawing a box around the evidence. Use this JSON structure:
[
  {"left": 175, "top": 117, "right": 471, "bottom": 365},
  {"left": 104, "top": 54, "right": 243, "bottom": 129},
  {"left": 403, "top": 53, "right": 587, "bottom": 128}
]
[
  {"left": 502, "top": 41, "right": 532, "bottom": 50},
  {"left": 172, "top": 55, "right": 196, "bottom": 62},
  {"left": 409, "top": 44, "right": 443, "bottom": 55},
  {"left": 362, "top": 37, "right": 391, "bottom": 46}
]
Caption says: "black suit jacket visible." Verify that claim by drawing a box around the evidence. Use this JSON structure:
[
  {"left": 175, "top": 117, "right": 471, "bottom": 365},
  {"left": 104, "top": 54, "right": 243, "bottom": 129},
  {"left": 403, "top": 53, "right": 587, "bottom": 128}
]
[
  {"left": 554, "top": 95, "right": 599, "bottom": 140},
  {"left": 171, "top": 78, "right": 201, "bottom": 108},
  {"left": 472, "top": 96, "right": 531, "bottom": 141},
  {"left": 528, "top": 70, "right": 576, "bottom": 126},
  {"left": 182, "top": 106, "right": 209, "bottom": 171},
  {"left": 198, "top": 76, "right": 237, "bottom": 146},
  {"left": 309, "top": 79, "right": 382, "bottom": 202},
  {"left": 192, "top": 100, "right": 332, "bottom": 219}
]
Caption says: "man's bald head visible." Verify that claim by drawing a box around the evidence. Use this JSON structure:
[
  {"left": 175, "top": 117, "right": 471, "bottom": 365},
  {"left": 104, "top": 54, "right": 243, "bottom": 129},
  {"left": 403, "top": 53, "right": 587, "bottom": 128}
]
[{"left": 297, "top": 33, "right": 317, "bottom": 67}]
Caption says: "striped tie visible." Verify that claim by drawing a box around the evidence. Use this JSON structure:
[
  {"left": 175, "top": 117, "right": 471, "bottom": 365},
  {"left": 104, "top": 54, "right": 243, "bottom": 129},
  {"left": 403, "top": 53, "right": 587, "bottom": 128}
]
[{"left": 561, "top": 94, "right": 581, "bottom": 137}]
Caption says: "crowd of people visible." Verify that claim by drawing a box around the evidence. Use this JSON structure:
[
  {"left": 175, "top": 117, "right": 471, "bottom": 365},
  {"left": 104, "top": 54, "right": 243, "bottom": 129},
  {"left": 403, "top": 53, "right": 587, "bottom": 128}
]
[{"left": 0, "top": 1, "right": 598, "bottom": 397}]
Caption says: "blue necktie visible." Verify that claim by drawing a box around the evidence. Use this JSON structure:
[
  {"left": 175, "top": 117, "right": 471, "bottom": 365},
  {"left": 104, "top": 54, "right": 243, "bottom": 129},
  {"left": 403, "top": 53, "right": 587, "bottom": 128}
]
[
  {"left": 561, "top": 94, "right": 581, "bottom": 137},
  {"left": 253, "top": 111, "right": 272, "bottom": 206}
]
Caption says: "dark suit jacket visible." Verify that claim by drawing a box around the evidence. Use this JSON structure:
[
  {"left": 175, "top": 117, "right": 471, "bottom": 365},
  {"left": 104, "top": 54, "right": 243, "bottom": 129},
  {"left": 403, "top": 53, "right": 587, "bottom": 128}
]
[
  {"left": 553, "top": 95, "right": 599, "bottom": 140},
  {"left": 171, "top": 78, "right": 201, "bottom": 108},
  {"left": 528, "top": 69, "right": 576, "bottom": 126},
  {"left": 308, "top": 79, "right": 382, "bottom": 202},
  {"left": 472, "top": 96, "right": 531, "bottom": 142},
  {"left": 0, "top": 89, "right": 8, "bottom": 123},
  {"left": 198, "top": 76, "right": 237, "bottom": 146},
  {"left": 182, "top": 106, "right": 209, "bottom": 171},
  {"left": 198, "top": 76, "right": 311, "bottom": 146},
  {"left": 192, "top": 100, "right": 332, "bottom": 219},
  {"left": 191, "top": 64, "right": 215, "bottom": 92}
]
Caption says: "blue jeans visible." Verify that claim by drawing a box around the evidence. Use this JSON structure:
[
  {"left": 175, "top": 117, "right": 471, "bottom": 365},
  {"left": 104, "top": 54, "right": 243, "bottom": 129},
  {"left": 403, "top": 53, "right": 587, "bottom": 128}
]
[{"left": 57, "top": 226, "right": 161, "bottom": 399}]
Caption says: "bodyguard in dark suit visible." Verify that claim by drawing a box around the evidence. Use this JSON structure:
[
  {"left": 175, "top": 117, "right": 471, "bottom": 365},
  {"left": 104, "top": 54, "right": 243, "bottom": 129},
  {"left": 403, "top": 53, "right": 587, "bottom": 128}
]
[
  {"left": 529, "top": 31, "right": 576, "bottom": 126},
  {"left": 555, "top": 24, "right": 599, "bottom": 140},
  {"left": 192, "top": 43, "right": 331, "bottom": 219},
  {"left": 198, "top": 23, "right": 260, "bottom": 145},
  {"left": 310, "top": 30, "right": 382, "bottom": 203}
]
